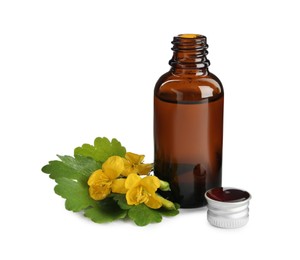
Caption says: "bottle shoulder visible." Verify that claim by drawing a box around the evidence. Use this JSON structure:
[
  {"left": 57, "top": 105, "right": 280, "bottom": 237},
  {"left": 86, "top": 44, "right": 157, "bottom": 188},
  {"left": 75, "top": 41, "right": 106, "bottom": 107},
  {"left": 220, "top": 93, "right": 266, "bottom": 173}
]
[{"left": 154, "top": 70, "right": 224, "bottom": 103}]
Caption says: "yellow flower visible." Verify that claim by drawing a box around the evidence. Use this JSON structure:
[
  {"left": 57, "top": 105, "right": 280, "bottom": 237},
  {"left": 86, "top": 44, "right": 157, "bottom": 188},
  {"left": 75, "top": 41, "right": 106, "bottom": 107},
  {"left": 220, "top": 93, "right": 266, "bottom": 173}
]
[
  {"left": 125, "top": 173, "right": 162, "bottom": 209},
  {"left": 122, "top": 152, "right": 153, "bottom": 176},
  {"left": 88, "top": 156, "right": 127, "bottom": 200}
]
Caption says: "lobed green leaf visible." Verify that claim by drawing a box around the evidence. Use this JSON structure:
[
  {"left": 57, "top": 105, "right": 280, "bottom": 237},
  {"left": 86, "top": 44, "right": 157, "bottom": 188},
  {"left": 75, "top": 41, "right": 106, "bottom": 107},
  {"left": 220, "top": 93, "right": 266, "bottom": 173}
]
[
  {"left": 111, "top": 194, "right": 133, "bottom": 210},
  {"left": 127, "top": 204, "right": 162, "bottom": 226},
  {"left": 74, "top": 137, "right": 126, "bottom": 163},
  {"left": 84, "top": 197, "right": 127, "bottom": 223},
  {"left": 42, "top": 155, "right": 100, "bottom": 182},
  {"left": 54, "top": 177, "right": 96, "bottom": 212}
]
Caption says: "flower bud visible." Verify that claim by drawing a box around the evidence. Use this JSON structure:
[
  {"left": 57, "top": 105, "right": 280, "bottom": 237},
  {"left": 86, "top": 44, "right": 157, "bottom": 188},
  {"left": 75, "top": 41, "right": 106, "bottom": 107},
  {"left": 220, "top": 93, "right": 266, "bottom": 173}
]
[
  {"left": 157, "top": 195, "right": 176, "bottom": 210},
  {"left": 159, "top": 180, "right": 171, "bottom": 191}
]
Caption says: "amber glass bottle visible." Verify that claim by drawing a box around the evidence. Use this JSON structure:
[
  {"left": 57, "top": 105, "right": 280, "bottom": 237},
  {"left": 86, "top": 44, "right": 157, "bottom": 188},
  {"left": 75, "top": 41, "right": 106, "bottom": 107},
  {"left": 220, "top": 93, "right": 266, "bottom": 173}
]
[{"left": 154, "top": 34, "right": 224, "bottom": 208}]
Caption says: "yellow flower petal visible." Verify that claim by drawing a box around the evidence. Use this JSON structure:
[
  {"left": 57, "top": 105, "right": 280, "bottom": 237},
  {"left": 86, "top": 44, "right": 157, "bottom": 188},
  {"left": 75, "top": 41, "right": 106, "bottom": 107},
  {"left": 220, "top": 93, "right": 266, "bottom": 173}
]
[
  {"left": 124, "top": 174, "right": 163, "bottom": 208},
  {"left": 137, "top": 163, "right": 153, "bottom": 175},
  {"left": 87, "top": 169, "right": 103, "bottom": 186},
  {"left": 122, "top": 153, "right": 152, "bottom": 176},
  {"left": 102, "top": 156, "right": 124, "bottom": 179},
  {"left": 122, "top": 158, "right": 138, "bottom": 177},
  {"left": 125, "top": 152, "right": 145, "bottom": 165},
  {"left": 125, "top": 173, "right": 142, "bottom": 190},
  {"left": 141, "top": 175, "right": 160, "bottom": 192},
  {"left": 87, "top": 169, "right": 113, "bottom": 200},
  {"left": 126, "top": 187, "right": 138, "bottom": 205},
  {"left": 89, "top": 185, "right": 111, "bottom": 200},
  {"left": 126, "top": 186, "right": 148, "bottom": 205},
  {"left": 111, "top": 178, "right": 127, "bottom": 194},
  {"left": 145, "top": 193, "right": 163, "bottom": 209}
]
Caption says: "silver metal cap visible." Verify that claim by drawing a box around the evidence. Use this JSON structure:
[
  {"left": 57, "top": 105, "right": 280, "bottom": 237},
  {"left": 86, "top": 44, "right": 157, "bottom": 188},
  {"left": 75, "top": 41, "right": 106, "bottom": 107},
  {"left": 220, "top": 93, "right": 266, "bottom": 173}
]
[{"left": 205, "top": 187, "right": 251, "bottom": 229}]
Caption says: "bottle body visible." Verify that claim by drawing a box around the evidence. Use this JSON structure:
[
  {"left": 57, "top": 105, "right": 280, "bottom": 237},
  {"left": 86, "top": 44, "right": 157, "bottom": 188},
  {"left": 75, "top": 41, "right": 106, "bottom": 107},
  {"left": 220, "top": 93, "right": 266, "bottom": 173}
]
[{"left": 154, "top": 34, "right": 224, "bottom": 208}]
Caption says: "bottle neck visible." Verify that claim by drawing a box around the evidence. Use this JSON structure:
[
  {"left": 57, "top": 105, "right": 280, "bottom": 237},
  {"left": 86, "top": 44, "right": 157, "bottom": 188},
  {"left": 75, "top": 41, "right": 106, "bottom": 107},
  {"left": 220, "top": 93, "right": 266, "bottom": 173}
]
[{"left": 169, "top": 34, "right": 210, "bottom": 75}]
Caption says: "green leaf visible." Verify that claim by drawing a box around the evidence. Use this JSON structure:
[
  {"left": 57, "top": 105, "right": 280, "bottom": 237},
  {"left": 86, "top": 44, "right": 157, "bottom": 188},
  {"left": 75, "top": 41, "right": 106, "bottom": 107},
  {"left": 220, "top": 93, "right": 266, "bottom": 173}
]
[
  {"left": 158, "top": 203, "right": 180, "bottom": 216},
  {"left": 111, "top": 194, "right": 133, "bottom": 210},
  {"left": 74, "top": 137, "right": 126, "bottom": 163},
  {"left": 42, "top": 155, "right": 100, "bottom": 182},
  {"left": 58, "top": 155, "right": 101, "bottom": 178},
  {"left": 84, "top": 198, "right": 127, "bottom": 223},
  {"left": 42, "top": 155, "right": 100, "bottom": 212},
  {"left": 128, "top": 204, "right": 162, "bottom": 226},
  {"left": 54, "top": 177, "right": 96, "bottom": 212},
  {"left": 112, "top": 194, "right": 180, "bottom": 225}
]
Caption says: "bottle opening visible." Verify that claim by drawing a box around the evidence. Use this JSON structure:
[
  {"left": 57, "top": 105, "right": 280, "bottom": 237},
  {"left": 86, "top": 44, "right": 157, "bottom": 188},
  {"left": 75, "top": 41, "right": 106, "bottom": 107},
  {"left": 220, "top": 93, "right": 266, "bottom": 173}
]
[{"left": 178, "top": 34, "right": 202, "bottom": 39}]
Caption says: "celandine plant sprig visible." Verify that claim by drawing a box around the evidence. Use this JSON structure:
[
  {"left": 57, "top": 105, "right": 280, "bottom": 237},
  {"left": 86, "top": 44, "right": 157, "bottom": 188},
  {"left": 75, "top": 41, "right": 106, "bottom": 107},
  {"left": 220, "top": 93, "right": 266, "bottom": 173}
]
[{"left": 42, "top": 137, "right": 179, "bottom": 226}]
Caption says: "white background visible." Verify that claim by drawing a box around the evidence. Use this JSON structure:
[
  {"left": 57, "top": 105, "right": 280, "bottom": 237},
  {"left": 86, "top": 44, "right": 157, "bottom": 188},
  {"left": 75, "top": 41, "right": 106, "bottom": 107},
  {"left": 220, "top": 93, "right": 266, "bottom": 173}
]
[{"left": 1, "top": 0, "right": 299, "bottom": 259}]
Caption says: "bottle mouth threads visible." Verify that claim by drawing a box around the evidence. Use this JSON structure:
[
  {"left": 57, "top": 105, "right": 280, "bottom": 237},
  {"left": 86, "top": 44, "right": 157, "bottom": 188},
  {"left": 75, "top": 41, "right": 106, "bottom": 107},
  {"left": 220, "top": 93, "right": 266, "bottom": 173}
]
[{"left": 170, "top": 34, "right": 210, "bottom": 69}]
